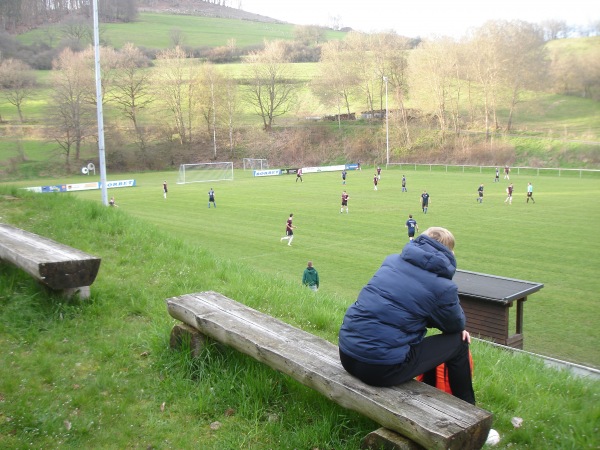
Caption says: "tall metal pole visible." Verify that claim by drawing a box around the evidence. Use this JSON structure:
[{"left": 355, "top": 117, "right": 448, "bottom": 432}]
[
  {"left": 93, "top": 0, "right": 108, "bottom": 205},
  {"left": 383, "top": 76, "right": 389, "bottom": 166}
]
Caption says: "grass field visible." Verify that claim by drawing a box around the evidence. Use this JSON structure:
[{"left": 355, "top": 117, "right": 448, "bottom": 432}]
[
  {"left": 6, "top": 165, "right": 600, "bottom": 368},
  {"left": 16, "top": 12, "right": 346, "bottom": 50},
  {"left": 1, "top": 169, "right": 599, "bottom": 449}
]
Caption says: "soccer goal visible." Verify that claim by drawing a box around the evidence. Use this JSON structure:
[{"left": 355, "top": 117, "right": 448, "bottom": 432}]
[
  {"left": 177, "top": 162, "right": 234, "bottom": 185},
  {"left": 243, "top": 158, "right": 269, "bottom": 171}
]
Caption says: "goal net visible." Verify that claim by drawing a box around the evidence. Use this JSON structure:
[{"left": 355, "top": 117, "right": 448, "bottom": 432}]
[
  {"left": 177, "top": 162, "right": 234, "bottom": 184},
  {"left": 243, "top": 158, "right": 269, "bottom": 170}
]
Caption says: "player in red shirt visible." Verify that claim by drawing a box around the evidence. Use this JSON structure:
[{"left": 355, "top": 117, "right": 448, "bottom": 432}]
[
  {"left": 280, "top": 213, "right": 296, "bottom": 246},
  {"left": 340, "top": 191, "right": 349, "bottom": 213}
]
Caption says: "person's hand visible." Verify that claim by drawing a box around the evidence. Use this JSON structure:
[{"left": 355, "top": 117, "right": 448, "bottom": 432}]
[{"left": 462, "top": 330, "right": 471, "bottom": 344}]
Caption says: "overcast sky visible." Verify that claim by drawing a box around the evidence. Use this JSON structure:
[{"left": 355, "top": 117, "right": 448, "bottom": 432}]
[{"left": 239, "top": 0, "right": 598, "bottom": 38}]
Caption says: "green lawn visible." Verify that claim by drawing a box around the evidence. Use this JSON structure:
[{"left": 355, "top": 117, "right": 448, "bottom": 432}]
[
  {"left": 1, "top": 170, "right": 599, "bottom": 449},
  {"left": 16, "top": 12, "right": 346, "bottom": 50},
  {"left": 8, "top": 165, "right": 599, "bottom": 368}
]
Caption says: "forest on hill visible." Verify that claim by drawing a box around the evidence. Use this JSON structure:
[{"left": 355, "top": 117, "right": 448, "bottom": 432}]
[{"left": 0, "top": 2, "right": 598, "bottom": 177}]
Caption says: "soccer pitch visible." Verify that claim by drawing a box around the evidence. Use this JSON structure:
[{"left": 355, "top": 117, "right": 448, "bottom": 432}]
[{"left": 69, "top": 166, "right": 600, "bottom": 368}]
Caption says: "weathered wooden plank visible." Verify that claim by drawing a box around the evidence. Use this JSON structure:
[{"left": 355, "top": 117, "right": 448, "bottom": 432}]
[
  {"left": 167, "top": 291, "right": 493, "bottom": 450},
  {"left": 362, "top": 427, "right": 426, "bottom": 450},
  {"left": 0, "top": 223, "right": 101, "bottom": 290}
]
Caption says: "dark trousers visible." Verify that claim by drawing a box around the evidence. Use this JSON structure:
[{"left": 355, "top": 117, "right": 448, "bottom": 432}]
[{"left": 339, "top": 332, "right": 475, "bottom": 404}]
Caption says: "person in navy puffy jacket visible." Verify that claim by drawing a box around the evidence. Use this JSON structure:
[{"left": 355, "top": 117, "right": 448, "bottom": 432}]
[{"left": 338, "top": 227, "right": 475, "bottom": 404}]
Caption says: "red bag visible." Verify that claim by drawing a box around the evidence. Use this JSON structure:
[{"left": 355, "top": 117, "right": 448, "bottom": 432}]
[{"left": 416, "top": 352, "right": 473, "bottom": 394}]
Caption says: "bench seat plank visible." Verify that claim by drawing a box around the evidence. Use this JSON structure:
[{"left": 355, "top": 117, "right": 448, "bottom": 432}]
[
  {"left": 167, "top": 291, "right": 492, "bottom": 450},
  {"left": 0, "top": 223, "right": 101, "bottom": 290}
]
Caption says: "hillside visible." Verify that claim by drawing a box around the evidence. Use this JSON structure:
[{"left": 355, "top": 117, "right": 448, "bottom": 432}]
[{"left": 137, "top": 0, "right": 286, "bottom": 25}]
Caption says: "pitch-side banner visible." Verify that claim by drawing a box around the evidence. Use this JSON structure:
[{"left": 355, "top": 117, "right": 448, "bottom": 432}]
[
  {"left": 302, "top": 165, "right": 346, "bottom": 174},
  {"left": 24, "top": 179, "right": 136, "bottom": 193},
  {"left": 253, "top": 169, "right": 282, "bottom": 177}
]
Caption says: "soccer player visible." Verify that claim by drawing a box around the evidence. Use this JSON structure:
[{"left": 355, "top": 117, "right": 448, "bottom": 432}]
[
  {"left": 340, "top": 191, "right": 349, "bottom": 213},
  {"left": 377, "top": 166, "right": 382, "bottom": 180},
  {"left": 477, "top": 184, "right": 484, "bottom": 203},
  {"left": 504, "top": 184, "right": 513, "bottom": 204},
  {"left": 163, "top": 180, "right": 168, "bottom": 199},
  {"left": 373, "top": 174, "right": 378, "bottom": 190},
  {"left": 494, "top": 168, "right": 500, "bottom": 183},
  {"left": 421, "top": 190, "right": 430, "bottom": 213},
  {"left": 402, "top": 175, "right": 407, "bottom": 192},
  {"left": 296, "top": 168, "right": 303, "bottom": 182},
  {"left": 405, "top": 214, "right": 418, "bottom": 241},
  {"left": 504, "top": 165, "right": 510, "bottom": 180},
  {"left": 342, "top": 170, "right": 347, "bottom": 185},
  {"left": 280, "top": 213, "right": 296, "bottom": 246},
  {"left": 208, "top": 188, "right": 216, "bottom": 208},
  {"left": 527, "top": 182, "right": 535, "bottom": 203}
]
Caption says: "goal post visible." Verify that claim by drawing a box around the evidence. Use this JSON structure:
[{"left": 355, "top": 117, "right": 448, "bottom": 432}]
[
  {"left": 243, "top": 158, "right": 269, "bottom": 170},
  {"left": 177, "top": 162, "right": 234, "bottom": 185}
]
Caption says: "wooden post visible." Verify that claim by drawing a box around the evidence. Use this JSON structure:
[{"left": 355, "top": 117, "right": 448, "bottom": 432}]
[{"left": 169, "top": 323, "right": 207, "bottom": 358}]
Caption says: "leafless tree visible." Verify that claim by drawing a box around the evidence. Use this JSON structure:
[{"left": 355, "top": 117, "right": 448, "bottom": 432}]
[
  {"left": 50, "top": 48, "right": 95, "bottom": 168},
  {"left": 0, "top": 58, "right": 37, "bottom": 123},
  {"left": 541, "top": 20, "right": 569, "bottom": 41},
  {"left": 111, "top": 43, "right": 155, "bottom": 157},
  {"left": 345, "top": 32, "right": 377, "bottom": 118},
  {"left": 312, "top": 39, "right": 359, "bottom": 128},
  {"left": 244, "top": 40, "right": 297, "bottom": 131},
  {"left": 496, "top": 21, "right": 547, "bottom": 132},
  {"left": 155, "top": 46, "right": 200, "bottom": 147},
  {"left": 198, "top": 63, "right": 225, "bottom": 159},
  {"left": 222, "top": 73, "right": 239, "bottom": 157},
  {"left": 409, "top": 37, "right": 461, "bottom": 136},
  {"left": 293, "top": 25, "right": 326, "bottom": 46}
]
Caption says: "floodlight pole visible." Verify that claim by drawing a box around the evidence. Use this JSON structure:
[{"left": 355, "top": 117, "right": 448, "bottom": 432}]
[
  {"left": 93, "top": 0, "right": 108, "bottom": 206},
  {"left": 383, "top": 76, "right": 389, "bottom": 167}
]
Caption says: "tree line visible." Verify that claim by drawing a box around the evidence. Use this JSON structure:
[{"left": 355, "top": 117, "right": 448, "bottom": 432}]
[
  {"left": 0, "top": 0, "right": 137, "bottom": 33},
  {"left": 1, "top": 20, "right": 599, "bottom": 172}
]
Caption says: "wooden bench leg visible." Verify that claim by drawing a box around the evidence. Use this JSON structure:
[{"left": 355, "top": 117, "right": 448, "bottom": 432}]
[
  {"left": 169, "top": 323, "right": 207, "bottom": 358},
  {"left": 62, "top": 286, "right": 91, "bottom": 300},
  {"left": 362, "top": 427, "right": 425, "bottom": 450}
]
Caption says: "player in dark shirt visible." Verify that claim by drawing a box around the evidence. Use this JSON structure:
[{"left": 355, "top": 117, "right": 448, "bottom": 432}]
[
  {"left": 402, "top": 175, "right": 407, "bottom": 192},
  {"left": 477, "top": 184, "right": 484, "bottom": 203},
  {"left": 342, "top": 170, "right": 347, "bottom": 185},
  {"left": 373, "top": 174, "right": 378, "bottom": 191},
  {"left": 208, "top": 188, "right": 216, "bottom": 208},
  {"left": 421, "top": 191, "right": 430, "bottom": 213},
  {"left": 163, "top": 181, "right": 168, "bottom": 199},
  {"left": 405, "top": 214, "right": 418, "bottom": 241},
  {"left": 377, "top": 166, "right": 382, "bottom": 179}
]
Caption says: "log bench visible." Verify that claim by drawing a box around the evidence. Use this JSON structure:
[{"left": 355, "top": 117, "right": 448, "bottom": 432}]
[
  {"left": 0, "top": 223, "right": 101, "bottom": 299},
  {"left": 454, "top": 270, "right": 544, "bottom": 349},
  {"left": 166, "top": 291, "right": 493, "bottom": 450}
]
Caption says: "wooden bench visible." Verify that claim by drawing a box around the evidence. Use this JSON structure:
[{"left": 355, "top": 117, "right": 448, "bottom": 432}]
[
  {"left": 167, "top": 291, "right": 493, "bottom": 450},
  {"left": 454, "top": 270, "right": 544, "bottom": 349},
  {"left": 0, "top": 223, "right": 101, "bottom": 299}
]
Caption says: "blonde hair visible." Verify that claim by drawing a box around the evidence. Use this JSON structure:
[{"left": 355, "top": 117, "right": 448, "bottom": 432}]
[{"left": 423, "top": 227, "right": 455, "bottom": 251}]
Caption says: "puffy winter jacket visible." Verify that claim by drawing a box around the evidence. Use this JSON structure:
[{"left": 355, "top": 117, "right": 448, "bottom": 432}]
[{"left": 338, "top": 234, "right": 465, "bottom": 365}]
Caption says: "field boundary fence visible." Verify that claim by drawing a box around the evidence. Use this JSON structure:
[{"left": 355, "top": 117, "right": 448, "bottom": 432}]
[{"left": 386, "top": 163, "right": 600, "bottom": 178}]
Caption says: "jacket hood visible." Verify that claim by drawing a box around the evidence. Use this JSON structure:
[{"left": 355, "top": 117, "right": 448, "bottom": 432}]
[{"left": 401, "top": 234, "right": 456, "bottom": 279}]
